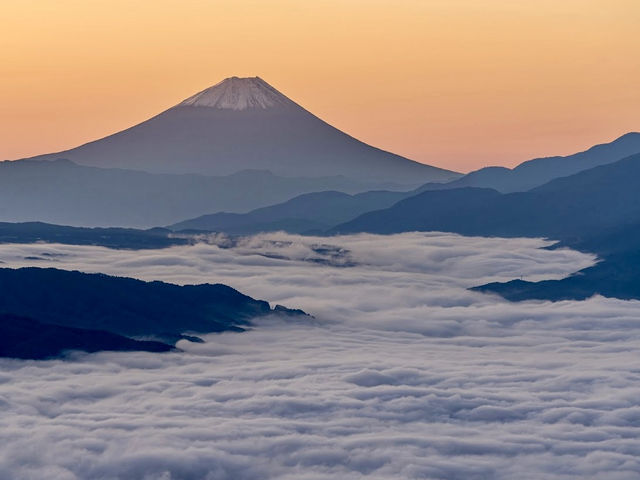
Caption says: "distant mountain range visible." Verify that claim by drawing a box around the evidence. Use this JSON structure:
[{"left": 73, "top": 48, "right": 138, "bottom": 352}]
[
  {"left": 0, "top": 267, "right": 308, "bottom": 359},
  {"left": 2, "top": 77, "right": 637, "bottom": 231},
  {"left": 427, "top": 132, "right": 640, "bottom": 193},
  {"left": 0, "top": 221, "right": 187, "bottom": 249},
  {"left": 17, "top": 76, "right": 459, "bottom": 186},
  {"left": 332, "top": 153, "right": 640, "bottom": 301},
  {"left": 167, "top": 133, "right": 640, "bottom": 236},
  {"left": 169, "top": 189, "right": 420, "bottom": 234},
  {"left": 333, "top": 152, "right": 640, "bottom": 237},
  {"left": 0, "top": 159, "right": 415, "bottom": 227}
]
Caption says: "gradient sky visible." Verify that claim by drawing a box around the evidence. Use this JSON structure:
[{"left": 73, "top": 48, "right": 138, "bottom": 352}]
[{"left": 1, "top": 0, "right": 639, "bottom": 172}]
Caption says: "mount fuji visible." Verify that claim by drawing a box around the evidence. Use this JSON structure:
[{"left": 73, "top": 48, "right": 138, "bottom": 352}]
[{"left": 22, "top": 77, "right": 459, "bottom": 185}]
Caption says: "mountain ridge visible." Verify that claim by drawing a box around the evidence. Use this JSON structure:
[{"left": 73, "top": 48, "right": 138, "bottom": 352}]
[
  {"left": 0, "top": 314, "right": 173, "bottom": 360},
  {"left": 0, "top": 267, "right": 308, "bottom": 339},
  {"left": 433, "top": 132, "right": 640, "bottom": 193},
  {"left": 333, "top": 152, "right": 640, "bottom": 237},
  {"left": 169, "top": 189, "right": 418, "bottom": 234},
  {"left": 329, "top": 153, "right": 640, "bottom": 301},
  {"left": 0, "top": 159, "right": 419, "bottom": 228},
  {"left": 165, "top": 132, "right": 640, "bottom": 235}
]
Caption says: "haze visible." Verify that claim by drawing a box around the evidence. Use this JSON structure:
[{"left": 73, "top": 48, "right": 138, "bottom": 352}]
[{"left": 1, "top": 0, "right": 639, "bottom": 172}]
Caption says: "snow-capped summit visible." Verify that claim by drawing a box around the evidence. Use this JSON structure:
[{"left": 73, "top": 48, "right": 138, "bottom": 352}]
[
  {"left": 178, "top": 76, "right": 294, "bottom": 110},
  {"left": 24, "top": 76, "right": 460, "bottom": 185}
]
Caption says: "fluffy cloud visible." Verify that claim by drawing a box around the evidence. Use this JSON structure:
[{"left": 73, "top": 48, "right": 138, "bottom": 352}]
[{"left": 1, "top": 233, "right": 639, "bottom": 479}]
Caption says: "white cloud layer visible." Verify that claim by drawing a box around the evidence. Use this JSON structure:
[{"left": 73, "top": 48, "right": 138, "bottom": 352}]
[{"left": 1, "top": 233, "right": 639, "bottom": 479}]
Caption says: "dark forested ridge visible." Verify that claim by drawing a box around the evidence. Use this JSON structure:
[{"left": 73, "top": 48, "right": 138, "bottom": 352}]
[
  {"left": 0, "top": 267, "right": 308, "bottom": 358},
  {"left": 0, "top": 314, "right": 172, "bottom": 360},
  {"left": 472, "top": 224, "right": 640, "bottom": 301}
]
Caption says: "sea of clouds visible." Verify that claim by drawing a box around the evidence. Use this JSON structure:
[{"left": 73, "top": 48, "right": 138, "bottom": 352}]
[{"left": 1, "top": 232, "right": 639, "bottom": 479}]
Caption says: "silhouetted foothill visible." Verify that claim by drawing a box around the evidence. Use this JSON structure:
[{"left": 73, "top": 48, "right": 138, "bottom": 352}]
[
  {"left": 0, "top": 314, "right": 172, "bottom": 360},
  {"left": 0, "top": 267, "right": 309, "bottom": 342}
]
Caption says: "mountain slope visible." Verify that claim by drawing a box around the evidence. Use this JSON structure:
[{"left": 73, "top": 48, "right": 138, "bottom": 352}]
[
  {"left": 21, "top": 76, "right": 459, "bottom": 186},
  {"left": 473, "top": 251, "right": 640, "bottom": 302},
  {"left": 437, "top": 132, "right": 640, "bottom": 193},
  {"left": 169, "top": 133, "right": 640, "bottom": 235},
  {"left": 473, "top": 222, "right": 640, "bottom": 301},
  {"left": 0, "top": 267, "right": 305, "bottom": 340},
  {"left": 333, "top": 153, "right": 640, "bottom": 238},
  {"left": 0, "top": 314, "right": 172, "bottom": 360},
  {"left": 170, "top": 189, "right": 416, "bottom": 234},
  {"left": 331, "top": 153, "right": 640, "bottom": 301}
]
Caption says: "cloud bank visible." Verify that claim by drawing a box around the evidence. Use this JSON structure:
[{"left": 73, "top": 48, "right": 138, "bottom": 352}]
[{"left": 1, "top": 233, "right": 639, "bottom": 479}]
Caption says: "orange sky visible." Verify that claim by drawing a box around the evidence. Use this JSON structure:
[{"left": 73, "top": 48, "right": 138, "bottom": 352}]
[{"left": 1, "top": 0, "right": 639, "bottom": 172}]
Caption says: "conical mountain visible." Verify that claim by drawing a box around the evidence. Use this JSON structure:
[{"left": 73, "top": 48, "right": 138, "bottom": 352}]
[{"left": 24, "top": 76, "right": 459, "bottom": 185}]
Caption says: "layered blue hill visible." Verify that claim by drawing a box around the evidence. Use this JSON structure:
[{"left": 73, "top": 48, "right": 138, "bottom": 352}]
[
  {"left": 169, "top": 189, "right": 418, "bottom": 234},
  {"left": 167, "top": 133, "right": 640, "bottom": 236},
  {"left": 332, "top": 152, "right": 640, "bottom": 238},
  {"left": 331, "top": 153, "right": 640, "bottom": 301},
  {"left": 0, "top": 159, "right": 413, "bottom": 228},
  {"left": 434, "top": 132, "right": 640, "bottom": 193}
]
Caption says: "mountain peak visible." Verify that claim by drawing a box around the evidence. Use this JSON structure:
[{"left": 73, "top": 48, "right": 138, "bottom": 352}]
[{"left": 178, "top": 76, "right": 294, "bottom": 111}]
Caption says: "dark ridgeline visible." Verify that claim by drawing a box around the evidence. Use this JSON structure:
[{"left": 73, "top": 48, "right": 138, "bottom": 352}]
[
  {"left": 472, "top": 225, "right": 640, "bottom": 301},
  {"left": 0, "top": 222, "right": 188, "bottom": 249},
  {"left": 0, "top": 314, "right": 172, "bottom": 360},
  {"left": 428, "top": 132, "right": 640, "bottom": 193},
  {"left": 169, "top": 189, "right": 417, "bottom": 234},
  {"left": 330, "top": 153, "right": 640, "bottom": 301},
  {"left": 332, "top": 152, "right": 640, "bottom": 238},
  {"left": 0, "top": 267, "right": 270, "bottom": 337},
  {"left": 0, "top": 267, "right": 308, "bottom": 359}
]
